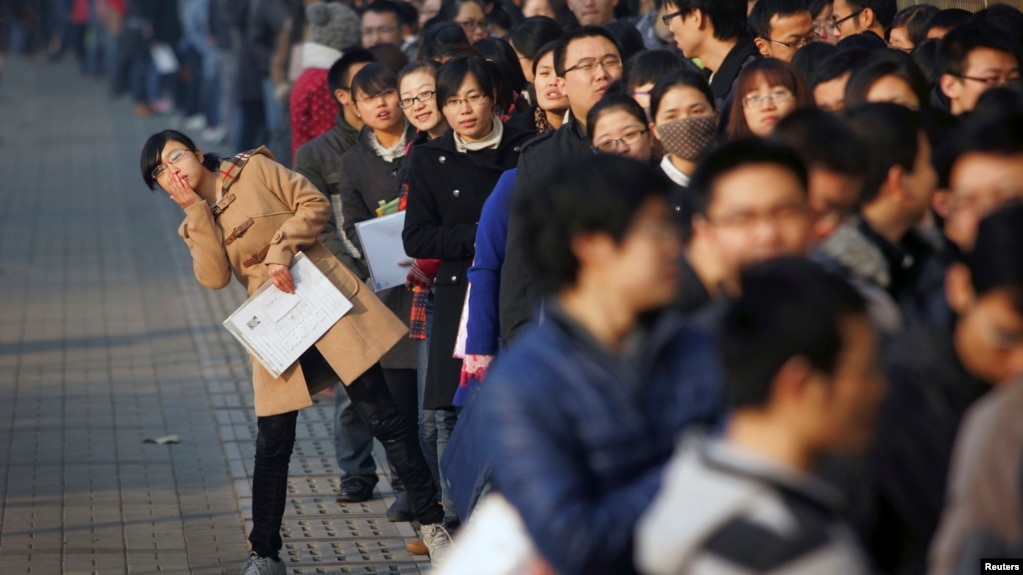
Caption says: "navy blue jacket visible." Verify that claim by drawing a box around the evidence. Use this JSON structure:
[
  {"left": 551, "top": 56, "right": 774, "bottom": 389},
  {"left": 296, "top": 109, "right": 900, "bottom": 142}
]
[{"left": 478, "top": 304, "right": 723, "bottom": 575}]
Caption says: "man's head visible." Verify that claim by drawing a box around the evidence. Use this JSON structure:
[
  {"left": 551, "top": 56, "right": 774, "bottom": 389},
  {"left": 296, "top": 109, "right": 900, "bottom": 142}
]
[
  {"left": 721, "top": 257, "right": 883, "bottom": 456},
  {"left": 566, "top": 0, "right": 617, "bottom": 26},
  {"left": 360, "top": 0, "right": 410, "bottom": 48},
  {"left": 812, "top": 48, "right": 868, "bottom": 112},
  {"left": 554, "top": 26, "right": 624, "bottom": 130},
  {"left": 946, "top": 202, "right": 1023, "bottom": 385},
  {"left": 750, "top": 0, "right": 816, "bottom": 63},
  {"left": 691, "top": 139, "right": 813, "bottom": 283},
  {"left": 831, "top": 0, "right": 895, "bottom": 42},
  {"left": 664, "top": 0, "right": 747, "bottom": 64},
  {"left": 519, "top": 155, "right": 681, "bottom": 311},
  {"left": 938, "top": 25, "right": 1021, "bottom": 116},
  {"left": 327, "top": 48, "right": 377, "bottom": 106},
  {"left": 934, "top": 113, "right": 1023, "bottom": 251},
  {"left": 842, "top": 103, "right": 936, "bottom": 231},
  {"left": 925, "top": 8, "right": 971, "bottom": 40},
  {"left": 771, "top": 108, "right": 867, "bottom": 242}
]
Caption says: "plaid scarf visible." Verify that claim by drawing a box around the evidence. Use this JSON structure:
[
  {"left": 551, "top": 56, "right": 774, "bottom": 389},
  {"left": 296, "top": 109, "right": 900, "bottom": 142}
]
[{"left": 399, "top": 159, "right": 441, "bottom": 340}]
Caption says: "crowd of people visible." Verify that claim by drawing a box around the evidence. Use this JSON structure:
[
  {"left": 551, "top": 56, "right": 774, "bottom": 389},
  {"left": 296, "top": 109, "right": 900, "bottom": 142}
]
[{"left": 106, "top": 0, "right": 1023, "bottom": 572}]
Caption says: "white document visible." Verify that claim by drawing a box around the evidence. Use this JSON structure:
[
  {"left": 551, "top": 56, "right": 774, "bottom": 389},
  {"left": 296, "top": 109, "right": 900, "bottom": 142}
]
[
  {"left": 150, "top": 43, "right": 179, "bottom": 74},
  {"left": 223, "top": 252, "right": 352, "bottom": 379},
  {"left": 355, "top": 212, "right": 412, "bottom": 292}
]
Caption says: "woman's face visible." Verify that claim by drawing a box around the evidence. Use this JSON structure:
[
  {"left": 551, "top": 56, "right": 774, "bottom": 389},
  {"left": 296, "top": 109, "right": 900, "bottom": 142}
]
[
  {"left": 456, "top": 1, "right": 489, "bottom": 43},
  {"left": 522, "top": 0, "right": 555, "bottom": 19},
  {"left": 866, "top": 74, "right": 921, "bottom": 110},
  {"left": 154, "top": 140, "right": 206, "bottom": 190},
  {"left": 419, "top": 0, "right": 442, "bottom": 28},
  {"left": 354, "top": 84, "right": 404, "bottom": 134},
  {"left": 591, "top": 109, "right": 653, "bottom": 163},
  {"left": 400, "top": 70, "right": 445, "bottom": 133},
  {"left": 652, "top": 85, "right": 714, "bottom": 126},
  {"left": 741, "top": 77, "right": 797, "bottom": 137},
  {"left": 888, "top": 26, "right": 913, "bottom": 52},
  {"left": 442, "top": 73, "right": 496, "bottom": 141},
  {"left": 534, "top": 52, "right": 569, "bottom": 114},
  {"left": 813, "top": 3, "right": 839, "bottom": 45}
]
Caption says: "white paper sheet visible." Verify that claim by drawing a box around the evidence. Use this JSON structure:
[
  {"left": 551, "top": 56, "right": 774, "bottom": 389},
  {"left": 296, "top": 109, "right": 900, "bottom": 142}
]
[
  {"left": 223, "top": 253, "right": 352, "bottom": 378},
  {"left": 354, "top": 212, "right": 412, "bottom": 292}
]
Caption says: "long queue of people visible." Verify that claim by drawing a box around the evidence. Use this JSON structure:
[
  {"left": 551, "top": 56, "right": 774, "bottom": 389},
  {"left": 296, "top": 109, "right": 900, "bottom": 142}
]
[{"left": 132, "top": 0, "right": 1023, "bottom": 573}]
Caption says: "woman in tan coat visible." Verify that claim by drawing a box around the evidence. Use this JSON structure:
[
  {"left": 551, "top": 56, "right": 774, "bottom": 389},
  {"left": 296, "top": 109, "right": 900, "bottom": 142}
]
[{"left": 139, "top": 130, "right": 452, "bottom": 574}]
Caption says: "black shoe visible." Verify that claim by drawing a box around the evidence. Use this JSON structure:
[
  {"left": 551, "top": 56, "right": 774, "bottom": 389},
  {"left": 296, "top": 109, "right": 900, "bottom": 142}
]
[
  {"left": 386, "top": 491, "right": 413, "bottom": 522},
  {"left": 336, "top": 478, "right": 375, "bottom": 503}
]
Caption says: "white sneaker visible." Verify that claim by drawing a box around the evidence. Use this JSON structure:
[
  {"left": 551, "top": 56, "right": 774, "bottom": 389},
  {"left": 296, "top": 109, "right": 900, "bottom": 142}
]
[
  {"left": 421, "top": 522, "right": 454, "bottom": 567},
  {"left": 239, "top": 552, "right": 286, "bottom": 575},
  {"left": 183, "top": 114, "right": 206, "bottom": 130}
]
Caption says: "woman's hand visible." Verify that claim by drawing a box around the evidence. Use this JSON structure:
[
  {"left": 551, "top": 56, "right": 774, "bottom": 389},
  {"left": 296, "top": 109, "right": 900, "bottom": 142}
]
[
  {"left": 268, "top": 263, "right": 296, "bottom": 294},
  {"left": 164, "top": 173, "right": 203, "bottom": 209}
]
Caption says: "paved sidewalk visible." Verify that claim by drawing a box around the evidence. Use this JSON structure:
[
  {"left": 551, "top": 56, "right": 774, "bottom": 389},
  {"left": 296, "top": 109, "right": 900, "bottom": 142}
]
[{"left": 0, "top": 56, "right": 427, "bottom": 574}]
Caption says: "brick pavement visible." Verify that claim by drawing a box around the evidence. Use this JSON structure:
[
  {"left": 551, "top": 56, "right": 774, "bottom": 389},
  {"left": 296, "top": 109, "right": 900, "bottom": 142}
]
[{"left": 0, "top": 56, "right": 427, "bottom": 575}]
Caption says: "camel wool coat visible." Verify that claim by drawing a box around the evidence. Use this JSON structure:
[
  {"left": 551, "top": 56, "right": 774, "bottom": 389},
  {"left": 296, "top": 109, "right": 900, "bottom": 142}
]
[{"left": 177, "top": 147, "right": 407, "bottom": 416}]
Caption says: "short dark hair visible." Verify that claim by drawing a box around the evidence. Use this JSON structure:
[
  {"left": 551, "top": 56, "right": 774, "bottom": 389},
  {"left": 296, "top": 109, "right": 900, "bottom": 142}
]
[
  {"left": 554, "top": 25, "right": 622, "bottom": 77},
  {"left": 946, "top": 112, "right": 1023, "bottom": 182},
  {"left": 586, "top": 93, "right": 648, "bottom": 144},
  {"left": 720, "top": 257, "right": 868, "bottom": 410},
  {"left": 748, "top": 0, "right": 812, "bottom": 40},
  {"left": 812, "top": 48, "right": 870, "bottom": 89},
  {"left": 889, "top": 4, "right": 938, "bottom": 46},
  {"left": 791, "top": 41, "right": 838, "bottom": 88},
  {"left": 807, "top": 0, "right": 830, "bottom": 20},
  {"left": 368, "top": 42, "right": 410, "bottom": 74},
  {"left": 727, "top": 58, "right": 812, "bottom": 141},
  {"left": 667, "top": 0, "right": 747, "bottom": 41},
  {"left": 969, "top": 5, "right": 1023, "bottom": 49},
  {"left": 844, "top": 51, "right": 929, "bottom": 110},
  {"left": 926, "top": 8, "right": 971, "bottom": 37},
  {"left": 328, "top": 48, "right": 377, "bottom": 94},
  {"left": 507, "top": 16, "right": 564, "bottom": 61},
  {"left": 417, "top": 20, "right": 471, "bottom": 61},
  {"left": 351, "top": 62, "right": 399, "bottom": 99},
  {"left": 974, "top": 83, "right": 1023, "bottom": 119},
  {"left": 624, "top": 49, "right": 689, "bottom": 96},
  {"left": 140, "top": 130, "right": 221, "bottom": 190},
  {"left": 361, "top": 0, "right": 403, "bottom": 21},
  {"left": 690, "top": 139, "right": 809, "bottom": 216},
  {"left": 436, "top": 55, "right": 497, "bottom": 109},
  {"left": 770, "top": 108, "right": 867, "bottom": 177},
  {"left": 606, "top": 20, "right": 645, "bottom": 62},
  {"left": 970, "top": 201, "right": 1023, "bottom": 314},
  {"left": 835, "top": 30, "right": 887, "bottom": 52},
  {"left": 518, "top": 155, "right": 670, "bottom": 292},
  {"left": 938, "top": 24, "right": 1020, "bottom": 79},
  {"left": 910, "top": 38, "right": 942, "bottom": 86},
  {"left": 649, "top": 68, "right": 716, "bottom": 118},
  {"left": 841, "top": 0, "right": 897, "bottom": 30},
  {"left": 841, "top": 102, "right": 923, "bottom": 206},
  {"left": 474, "top": 37, "right": 528, "bottom": 110}
]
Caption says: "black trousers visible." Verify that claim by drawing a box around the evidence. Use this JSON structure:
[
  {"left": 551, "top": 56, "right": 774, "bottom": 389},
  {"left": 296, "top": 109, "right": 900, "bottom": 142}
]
[{"left": 248, "top": 362, "right": 443, "bottom": 558}]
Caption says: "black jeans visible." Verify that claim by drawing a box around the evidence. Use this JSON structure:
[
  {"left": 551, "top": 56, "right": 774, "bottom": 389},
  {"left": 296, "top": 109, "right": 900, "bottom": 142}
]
[
  {"left": 383, "top": 367, "right": 419, "bottom": 493},
  {"left": 248, "top": 363, "right": 443, "bottom": 558}
]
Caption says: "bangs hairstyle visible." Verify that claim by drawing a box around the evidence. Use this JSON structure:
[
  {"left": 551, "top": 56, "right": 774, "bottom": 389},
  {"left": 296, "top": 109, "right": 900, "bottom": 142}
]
[
  {"left": 351, "top": 62, "right": 399, "bottom": 100},
  {"left": 727, "top": 58, "right": 812, "bottom": 141},
  {"left": 720, "top": 257, "right": 868, "bottom": 410},
  {"left": 140, "top": 130, "right": 220, "bottom": 190},
  {"left": 436, "top": 56, "right": 497, "bottom": 111},
  {"left": 624, "top": 49, "right": 689, "bottom": 95},
  {"left": 586, "top": 94, "right": 648, "bottom": 144},
  {"left": 532, "top": 39, "right": 563, "bottom": 76},
  {"left": 844, "top": 52, "right": 929, "bottom": 110},
  {"left": 516, "top": 154, "right": 670, "bottom": 293},
  {"left": 650, "top": 68, "right": 716, "bottom": 118},
  {"left": 398, "top": 59, "right": 441, "bottom": 89}
]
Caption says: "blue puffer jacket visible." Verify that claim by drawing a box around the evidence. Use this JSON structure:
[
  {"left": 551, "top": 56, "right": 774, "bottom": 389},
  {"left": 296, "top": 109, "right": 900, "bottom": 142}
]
[{"left": 478, "top": 304, "right": 723, "bottom": 575}]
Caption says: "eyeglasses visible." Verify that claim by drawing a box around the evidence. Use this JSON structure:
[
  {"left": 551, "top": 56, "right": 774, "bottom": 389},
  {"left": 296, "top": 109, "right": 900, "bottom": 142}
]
[
  {"left": 832, "top": 8, "right": 864, "bottom": 29},
  {"left": 361, "top": 25, "right": 398, "bottom": 36},
  {"left": 564, "top": 56, "right": 623, "bottom": 76},
  {"left": 457, "top": 19, "right": 488, "bottom": 32},
  {"left": 742, "top": 88, "right": 794, "bottom": 109},
  {"left": 708, "top": 203, "right": 809, "bottom": 229},
  {"left": 813, "top": 19, "right": 837, "bottom": 35},
  {"left": 443, "top": 91, "right": 489, "bottom": 109},
  {"left": 661, "top": 10, "right": 682, "bottom": 26},
  {"left": 356, "top": 88, "right": 398, "bottom": 103},
  {"left": 763, "top": 32, "right": 819, "bottom": 50},
  {"left": 593, "top": 128, "right": 648, "bottom": 153},
  {"left": 151, "top": 148, "right": 190, "bottom": 181},
  {"left": 955, "top": 72, "right": 1021, "bottom": 87},
  {"left": 399, "top": 90, "right": 436, "bottom": 109}
]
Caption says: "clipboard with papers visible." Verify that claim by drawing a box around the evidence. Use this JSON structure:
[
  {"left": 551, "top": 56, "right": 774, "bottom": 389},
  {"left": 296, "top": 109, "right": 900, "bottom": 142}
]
[{"left": 223, "top": 252, "right": 352, "bottom": 378}]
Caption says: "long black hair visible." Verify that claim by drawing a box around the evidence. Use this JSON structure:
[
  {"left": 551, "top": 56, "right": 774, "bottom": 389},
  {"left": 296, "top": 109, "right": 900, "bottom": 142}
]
[{"left": 140, "top": 130, "right": 220, "bottom": 190}]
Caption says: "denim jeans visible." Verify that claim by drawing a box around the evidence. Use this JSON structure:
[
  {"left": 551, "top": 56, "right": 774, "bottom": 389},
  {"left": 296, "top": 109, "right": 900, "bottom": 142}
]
[
  {"left": 333, "top": 381, "right": 377, "bottom": 488},
  {"left": 417, "top": 292, "right": 441, "bottom": 501},
  {"left": 435, "top": 408, "right": 459, "bottom": 523}
]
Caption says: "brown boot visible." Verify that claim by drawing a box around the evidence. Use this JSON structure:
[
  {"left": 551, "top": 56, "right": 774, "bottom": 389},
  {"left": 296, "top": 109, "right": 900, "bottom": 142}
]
[{"left": 405, "top": 539, "right": 428, "bottom": 555}]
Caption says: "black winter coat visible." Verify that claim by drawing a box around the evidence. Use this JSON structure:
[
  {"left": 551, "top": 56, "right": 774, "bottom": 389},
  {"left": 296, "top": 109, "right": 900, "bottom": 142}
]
[{"left": 403, "top": 122, "right": 536, "bottom": 409}]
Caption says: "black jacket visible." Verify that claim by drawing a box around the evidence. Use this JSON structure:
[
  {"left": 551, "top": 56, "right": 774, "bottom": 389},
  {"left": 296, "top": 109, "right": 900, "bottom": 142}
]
[
  {"left": 403, "top": 121, "right": 535, "bottom": 408},
  {"left": 499, "top": 117, "right": 591, "bottom": 345},
  {"left": 709, "top": 36, "right": 760, "bottom": 136}
]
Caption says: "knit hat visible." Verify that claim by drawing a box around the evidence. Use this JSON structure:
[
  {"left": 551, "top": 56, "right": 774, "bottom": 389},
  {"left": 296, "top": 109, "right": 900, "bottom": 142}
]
[{"left": 306, "top": 2, "right": 361, "bottom": 53}]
